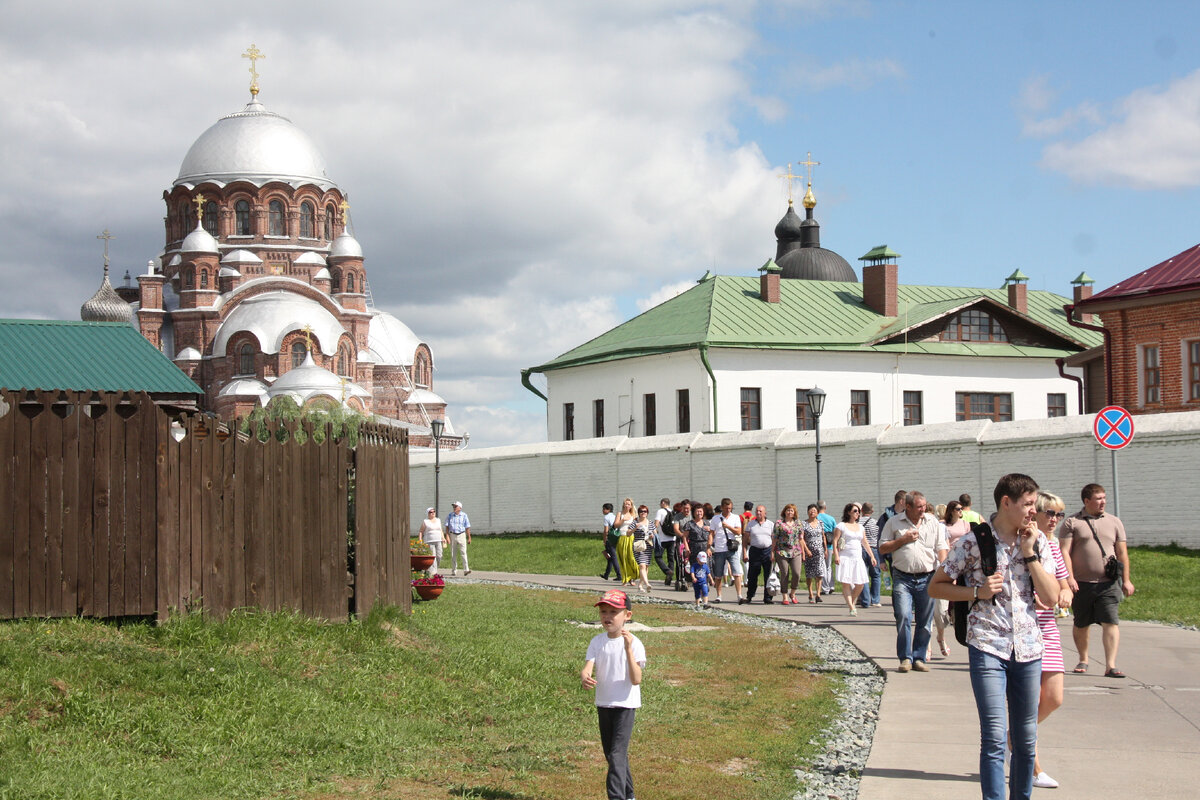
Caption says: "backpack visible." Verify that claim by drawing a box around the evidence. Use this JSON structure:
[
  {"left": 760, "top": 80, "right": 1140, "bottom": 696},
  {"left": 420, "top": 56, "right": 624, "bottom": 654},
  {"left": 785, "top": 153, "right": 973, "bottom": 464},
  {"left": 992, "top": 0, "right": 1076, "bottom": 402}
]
[{"left": 951, "top": 523, "right": 997, "bottom": 647}]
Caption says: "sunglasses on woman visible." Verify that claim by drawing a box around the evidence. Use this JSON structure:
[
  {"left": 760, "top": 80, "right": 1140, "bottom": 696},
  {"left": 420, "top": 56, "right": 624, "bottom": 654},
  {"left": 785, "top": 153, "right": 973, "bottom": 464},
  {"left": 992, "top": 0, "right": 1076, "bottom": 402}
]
[{"left": 1042, "top": 510, "right": 1065, "bottom": 519}]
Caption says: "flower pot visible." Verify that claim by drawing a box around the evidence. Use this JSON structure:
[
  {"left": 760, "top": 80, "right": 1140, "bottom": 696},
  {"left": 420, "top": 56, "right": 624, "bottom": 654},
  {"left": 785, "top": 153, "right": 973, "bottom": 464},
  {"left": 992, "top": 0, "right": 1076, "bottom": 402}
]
[
  {"left": 414, "top": 585, "right": 443, "bottom": 601},
  {"left": 411, "top": 554, "right": 435, "bottom": 571}
]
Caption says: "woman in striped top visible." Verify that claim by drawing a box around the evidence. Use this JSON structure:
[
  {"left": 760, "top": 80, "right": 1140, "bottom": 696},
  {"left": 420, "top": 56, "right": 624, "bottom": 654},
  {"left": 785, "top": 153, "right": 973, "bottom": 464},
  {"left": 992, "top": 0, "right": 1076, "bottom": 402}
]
[{"left": 1031, "top": 490, "right": 1074, "bottom": 790}]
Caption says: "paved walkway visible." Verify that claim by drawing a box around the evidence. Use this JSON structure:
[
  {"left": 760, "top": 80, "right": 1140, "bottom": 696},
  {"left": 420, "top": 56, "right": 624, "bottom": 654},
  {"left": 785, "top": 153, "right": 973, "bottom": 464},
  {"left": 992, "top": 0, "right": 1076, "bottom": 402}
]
[{"left": 457, "top": 570, "right": 1200, "bottom": 799}]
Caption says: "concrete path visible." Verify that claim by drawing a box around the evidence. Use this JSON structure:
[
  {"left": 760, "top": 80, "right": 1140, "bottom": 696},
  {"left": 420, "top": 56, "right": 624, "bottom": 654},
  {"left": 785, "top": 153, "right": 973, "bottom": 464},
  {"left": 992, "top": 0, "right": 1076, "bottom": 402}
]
[{"left": 454, "top": 570, "right": 1200, "bottom": 799}]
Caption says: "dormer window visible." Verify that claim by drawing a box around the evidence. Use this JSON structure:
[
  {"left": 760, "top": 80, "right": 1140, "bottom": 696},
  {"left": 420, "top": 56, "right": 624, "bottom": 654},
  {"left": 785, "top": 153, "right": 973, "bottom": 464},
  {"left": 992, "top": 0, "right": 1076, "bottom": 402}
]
[{"left": 943, "top": 309, "right": 1008, "bottom": 343}]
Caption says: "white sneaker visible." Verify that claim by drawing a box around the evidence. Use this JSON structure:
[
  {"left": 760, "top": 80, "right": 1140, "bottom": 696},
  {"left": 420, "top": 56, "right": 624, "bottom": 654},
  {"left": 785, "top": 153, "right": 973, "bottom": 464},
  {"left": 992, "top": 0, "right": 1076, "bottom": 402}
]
[{"left": 1033, "top": 772, "right": 1059, "bottom": 789}]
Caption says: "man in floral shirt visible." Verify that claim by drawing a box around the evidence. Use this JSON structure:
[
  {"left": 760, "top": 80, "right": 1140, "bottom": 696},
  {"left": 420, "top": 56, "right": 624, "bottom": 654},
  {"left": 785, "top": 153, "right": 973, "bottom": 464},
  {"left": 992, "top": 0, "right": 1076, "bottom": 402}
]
[{"left": 929, "top": 474, "right": 1059, "bottom": 800}]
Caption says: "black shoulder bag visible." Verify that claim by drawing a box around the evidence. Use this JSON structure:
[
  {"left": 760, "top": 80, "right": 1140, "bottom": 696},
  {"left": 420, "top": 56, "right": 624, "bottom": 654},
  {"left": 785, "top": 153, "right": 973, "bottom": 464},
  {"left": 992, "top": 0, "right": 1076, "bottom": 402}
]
[
  {"left": 1084, "top": 518, "right": 1123, "bottom": 581},
  {"left": 952, "top": 523, "right": 996, "bottom": 647}
]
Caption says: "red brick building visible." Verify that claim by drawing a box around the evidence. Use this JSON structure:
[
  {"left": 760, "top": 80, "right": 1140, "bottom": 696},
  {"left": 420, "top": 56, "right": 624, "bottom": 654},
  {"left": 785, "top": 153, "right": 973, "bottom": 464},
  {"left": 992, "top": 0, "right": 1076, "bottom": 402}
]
[
  {"left": 82, "top": 78, "right": 465, "bottom": 448},
  {"left": 1069, "top": 245, "right": 1200, "bottom": 414}
]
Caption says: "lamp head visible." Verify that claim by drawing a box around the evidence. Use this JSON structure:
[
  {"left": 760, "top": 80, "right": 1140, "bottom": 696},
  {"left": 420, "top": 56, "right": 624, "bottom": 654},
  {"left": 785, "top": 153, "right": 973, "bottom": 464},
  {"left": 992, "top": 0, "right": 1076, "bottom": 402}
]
[
  {"left": 806, "top": 386, "right": 826, "bottom": 418},
  {"left": 430, "top": 419, "right": 444, "bottom": 440}
]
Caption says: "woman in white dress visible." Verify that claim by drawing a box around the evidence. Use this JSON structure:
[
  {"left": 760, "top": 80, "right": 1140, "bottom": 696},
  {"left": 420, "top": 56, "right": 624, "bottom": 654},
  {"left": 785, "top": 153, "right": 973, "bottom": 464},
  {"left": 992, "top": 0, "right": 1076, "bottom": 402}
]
[
  {"left": 418, "top": 507, "right": 444, "bottom": 574},
  {"left": 833, "top": 502, "right": 875, "bottom": 615}
]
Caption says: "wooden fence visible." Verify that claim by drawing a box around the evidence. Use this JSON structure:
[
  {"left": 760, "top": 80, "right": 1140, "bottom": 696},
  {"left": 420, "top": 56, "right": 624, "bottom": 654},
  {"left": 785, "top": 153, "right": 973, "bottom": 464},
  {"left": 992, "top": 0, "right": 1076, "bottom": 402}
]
[{"left": 0, "top": 390, "right": 410, "bottom": 621}]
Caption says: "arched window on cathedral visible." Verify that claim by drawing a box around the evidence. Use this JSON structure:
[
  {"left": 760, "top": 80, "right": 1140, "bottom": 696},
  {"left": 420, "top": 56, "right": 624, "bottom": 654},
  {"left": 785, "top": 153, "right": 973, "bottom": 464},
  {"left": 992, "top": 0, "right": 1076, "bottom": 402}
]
[
  {"left": 184, "top": 269, "right": 194, "bottom": 289},
  {"left": 943, "top": 309, "right": 1009, "bottom": 343},
  {"left": 325, "top": 203, "right": 337, "bottom": 239},
  {"left": 269, "top": 200, "right": 286, "bottom": 237},
  {"left": 331, "top": 270, "right": 341, "bottom": 293},
  {"left": 238, "top": 343, "right": 254, "bottom": 375},
  {"left": 203, "top": 201, "right": 218, "bottom": 235},
  {"left": 235, "top": 200, "right": 251, "bottom": 235},
  {"left": 300, "top": 202, "right": 315, "bottom": 238},
  {"left": 291, "top": 340, "right": 308, "bottom": 369},
  {"left": 199, "top": 268, "right": 209, "bottom": 289},
  {"left": 337, "top": 346, "right": 350, "bottom": 377},
  {"left": 180, "top": 202, "right": 193, "bottom": 236},
  {"left": 345, "top": 273, "right": 355, "bottom": 293}
]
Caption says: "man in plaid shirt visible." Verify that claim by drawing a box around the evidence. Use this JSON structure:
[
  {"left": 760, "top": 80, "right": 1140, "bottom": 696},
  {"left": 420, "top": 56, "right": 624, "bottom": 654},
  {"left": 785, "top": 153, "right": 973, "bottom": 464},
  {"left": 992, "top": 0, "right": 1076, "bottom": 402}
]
[{"left": 446, "top": 501, "right": 472, "bottom": 576}]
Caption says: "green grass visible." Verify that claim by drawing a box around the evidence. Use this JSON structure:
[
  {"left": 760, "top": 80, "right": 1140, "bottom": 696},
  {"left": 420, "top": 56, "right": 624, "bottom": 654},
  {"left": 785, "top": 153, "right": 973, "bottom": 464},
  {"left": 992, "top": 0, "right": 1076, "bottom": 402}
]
[
  {"left": 469, "top": 531, "right": 605, "bottom": 577},
  {"left": 0, "top": 585, "right": 837, "bottom": 800},
  {"left": 1120, "top": 544, "right": 1200, "bottom": 628}
]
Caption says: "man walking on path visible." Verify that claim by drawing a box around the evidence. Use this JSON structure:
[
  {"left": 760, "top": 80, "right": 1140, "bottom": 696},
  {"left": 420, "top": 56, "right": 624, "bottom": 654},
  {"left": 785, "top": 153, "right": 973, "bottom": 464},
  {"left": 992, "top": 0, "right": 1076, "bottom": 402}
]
[
  {"left": 879, "top": 491, "right": 947, "bottom": 672},
  {"left": 1059, "top": 483, "right": 1135, "bottom": 677},
  {"left": 600, "top": 502, "right": 620, "bottom": 582},
  {"left": 653, "top": 498, "right": 674, "bottom": 585},
  {"left": 859, "top": 502, "right": 882, "bottom": 608},
  {"left": 818, "top": 501, "right": 837, "bottom": 594},
  {"left": 446, "top": 501, "right": 472, "bottom": 576}
]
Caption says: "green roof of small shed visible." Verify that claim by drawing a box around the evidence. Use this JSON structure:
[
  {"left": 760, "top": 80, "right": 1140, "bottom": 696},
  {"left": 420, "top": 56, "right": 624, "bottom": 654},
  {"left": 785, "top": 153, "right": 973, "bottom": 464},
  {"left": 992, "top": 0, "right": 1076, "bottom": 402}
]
[{"left": 0, "top": 319, "right": 203, "bottom": 395}]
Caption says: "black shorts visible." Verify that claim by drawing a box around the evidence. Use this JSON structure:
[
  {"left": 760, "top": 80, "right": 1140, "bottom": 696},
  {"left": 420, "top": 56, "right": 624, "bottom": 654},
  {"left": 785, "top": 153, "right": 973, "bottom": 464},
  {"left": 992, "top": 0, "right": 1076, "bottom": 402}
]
[{"left": 1073, "top": 580, "right": 1122, "bottom": 627}]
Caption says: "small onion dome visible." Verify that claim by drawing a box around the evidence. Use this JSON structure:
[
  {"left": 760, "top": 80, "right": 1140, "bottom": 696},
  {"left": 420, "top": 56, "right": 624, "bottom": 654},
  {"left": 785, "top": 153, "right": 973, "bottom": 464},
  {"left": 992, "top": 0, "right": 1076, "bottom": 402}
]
[
  {"left": 330, "top": 231, "right": 363, "bottom": 259},
  {"left": 181, "top": 220, "right": 219, "bottom": 254},
  {"left": 405, "top": 388, "right": 446, "bottom": 406},
  {"left": 175, "top": 346, "right": 202, "bottom": 360},
  {"left": 218, "top": 377, "right": 269, "bottom": 406},
  {"left": 293, "top": 251, "right": 327, "bottom": 266},
  {"left": 221, "top": 249, "right": 262, "bottom": 265},
  {"left": 81, "top": 272, "right": 134, "bottom": 323},
  {"left": 219, "top": 266, "right": 242, "bottom": 278},
  {"left": 168, "top": 254, "right": 183, "bottom": 267},
  {"left": 313, "top": 267, "right": 332, "bottom": 280},
  {"left": 774, "top": 204, "right": 804, "bottom": 242}
]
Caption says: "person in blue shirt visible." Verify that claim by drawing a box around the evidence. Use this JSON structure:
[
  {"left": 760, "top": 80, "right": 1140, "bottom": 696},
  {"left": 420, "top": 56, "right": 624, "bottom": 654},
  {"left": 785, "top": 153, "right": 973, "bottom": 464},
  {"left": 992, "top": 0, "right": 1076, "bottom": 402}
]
[
  {"left": 691, "top": 551, "right": 712, "bottom": 606},
  {"left": 817, "top": 501, "right": 837, "bottom": 594}
]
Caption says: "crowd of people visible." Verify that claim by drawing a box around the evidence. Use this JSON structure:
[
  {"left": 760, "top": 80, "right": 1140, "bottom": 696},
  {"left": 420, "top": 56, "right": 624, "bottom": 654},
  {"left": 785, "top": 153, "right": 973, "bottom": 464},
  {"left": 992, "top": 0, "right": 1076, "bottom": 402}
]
[{"left": 597, "top": 479, "right": 1135, "bottom": 800}]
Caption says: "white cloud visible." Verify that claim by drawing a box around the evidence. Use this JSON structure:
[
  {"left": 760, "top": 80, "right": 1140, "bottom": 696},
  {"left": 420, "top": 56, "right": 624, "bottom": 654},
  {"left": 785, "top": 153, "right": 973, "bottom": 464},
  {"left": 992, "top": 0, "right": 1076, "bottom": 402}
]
[
  {"left": 1016, "top": 74, "right": 1101, "bottom": 138},
  {"left": 636, "top": 279, "right": 695, "bottom": 312},
  {"left": 1036, "top": 70, "right": 1200, "bottom": 189},
  {"left": 0, "top": 1, "right": 789, "bottom": 445},
  {"left": 802, "top": 58, "right": 906, "bottom": 91}
]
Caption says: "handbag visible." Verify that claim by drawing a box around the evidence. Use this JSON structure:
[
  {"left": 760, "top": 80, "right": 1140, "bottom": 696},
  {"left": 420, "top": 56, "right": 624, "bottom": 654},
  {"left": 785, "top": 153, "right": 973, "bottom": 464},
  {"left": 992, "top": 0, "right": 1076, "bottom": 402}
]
[
  {"left": 633, "top": 539, "right": 647, "bottom": 553},
  {"left": 1084, "top": 518, "right": 1123, "bottom": 581}
]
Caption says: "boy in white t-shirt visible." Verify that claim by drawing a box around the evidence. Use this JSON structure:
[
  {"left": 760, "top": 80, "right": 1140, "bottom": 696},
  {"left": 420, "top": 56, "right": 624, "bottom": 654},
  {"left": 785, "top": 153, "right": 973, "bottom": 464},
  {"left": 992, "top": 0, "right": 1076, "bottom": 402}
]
[{"left": 581, "top": 589, "right": 647, "bottom": 800}]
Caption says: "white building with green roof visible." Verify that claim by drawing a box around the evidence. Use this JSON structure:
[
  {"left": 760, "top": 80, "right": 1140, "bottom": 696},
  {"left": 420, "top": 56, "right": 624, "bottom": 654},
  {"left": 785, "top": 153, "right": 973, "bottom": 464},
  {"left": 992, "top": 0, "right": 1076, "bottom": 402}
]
[{"left": 523, "top": 196, "right": 1102, "bottom": 440}]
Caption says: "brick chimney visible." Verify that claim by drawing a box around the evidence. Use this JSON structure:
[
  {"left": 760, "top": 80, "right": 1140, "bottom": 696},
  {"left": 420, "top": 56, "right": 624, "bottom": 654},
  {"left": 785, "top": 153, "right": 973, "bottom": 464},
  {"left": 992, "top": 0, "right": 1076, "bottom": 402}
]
[
  {"left": 759, "top": 259, "right": 781, "bottom": 303},
  {"left": 1005, "top": 269, "right": 1028, "bottom": 315},
  {"left": 1071, "top": 271, "right": 1095, "bottom": 324},
  {"left": 859, "top": 245, "right": 899, "bottom": 316}
]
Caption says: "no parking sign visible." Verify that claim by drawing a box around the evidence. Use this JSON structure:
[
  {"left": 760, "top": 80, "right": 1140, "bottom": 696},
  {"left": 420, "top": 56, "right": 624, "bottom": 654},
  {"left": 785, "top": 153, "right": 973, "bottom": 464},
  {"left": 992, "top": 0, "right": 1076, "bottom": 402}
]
[{"left": 1093, "top": 406, "right": 1134, "bottom": 450}]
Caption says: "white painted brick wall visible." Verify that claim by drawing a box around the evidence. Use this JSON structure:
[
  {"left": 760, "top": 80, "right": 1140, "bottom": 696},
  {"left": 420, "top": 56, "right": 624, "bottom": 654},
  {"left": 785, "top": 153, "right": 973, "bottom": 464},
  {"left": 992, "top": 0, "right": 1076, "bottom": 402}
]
[{"left": 409, "top": 410, "right": 1200, "bottom": 547}]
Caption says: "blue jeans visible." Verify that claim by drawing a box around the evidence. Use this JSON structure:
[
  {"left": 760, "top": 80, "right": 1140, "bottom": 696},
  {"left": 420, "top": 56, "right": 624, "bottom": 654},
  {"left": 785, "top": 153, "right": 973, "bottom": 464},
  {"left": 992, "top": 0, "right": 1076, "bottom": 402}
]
[
  {"left": 968, "top": 646, "right": 1041, "bottom": 800},
  {"left": 859, "top": 546, "right": 881, "bottom": 606},
  {"left": 891, "top": 569, "right": 934, "bottom": 662}
]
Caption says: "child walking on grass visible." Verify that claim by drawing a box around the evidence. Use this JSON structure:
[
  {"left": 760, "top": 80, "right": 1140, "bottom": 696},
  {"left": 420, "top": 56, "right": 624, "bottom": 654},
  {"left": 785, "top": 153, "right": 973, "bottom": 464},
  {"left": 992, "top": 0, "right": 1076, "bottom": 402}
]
[
  {"left": 691, "top": 551, "right": 712, "bottom": 606},
  {"left": 581, "top": 589, "right": 646, "bottom": 800}
]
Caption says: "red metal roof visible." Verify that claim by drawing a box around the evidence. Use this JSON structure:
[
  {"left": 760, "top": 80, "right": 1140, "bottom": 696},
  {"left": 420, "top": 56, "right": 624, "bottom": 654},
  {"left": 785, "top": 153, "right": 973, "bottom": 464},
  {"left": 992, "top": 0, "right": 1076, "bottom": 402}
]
[{"left": 1084, "top": 242, "right": 1200, "bottom": 303}]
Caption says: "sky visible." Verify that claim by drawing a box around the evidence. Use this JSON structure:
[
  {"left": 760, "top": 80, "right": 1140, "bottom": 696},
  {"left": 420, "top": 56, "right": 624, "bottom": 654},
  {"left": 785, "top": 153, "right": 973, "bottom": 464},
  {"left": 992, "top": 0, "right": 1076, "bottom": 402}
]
[{"left": 4, "top": 1, "right": 1200, "bottom": 448}]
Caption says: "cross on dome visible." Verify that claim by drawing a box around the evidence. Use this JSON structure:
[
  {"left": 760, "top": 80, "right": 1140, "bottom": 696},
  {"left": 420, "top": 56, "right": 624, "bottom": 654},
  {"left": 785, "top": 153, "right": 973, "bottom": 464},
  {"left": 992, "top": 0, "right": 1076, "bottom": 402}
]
[
  {"left": 96, "top": 229, "right": 114, "bottom": 276},
  {"left": 778, "top": 163, "right": 801, "bottom": 206},
  {"left": 242, "top": 44, "right": 266, "bottom": 99}
]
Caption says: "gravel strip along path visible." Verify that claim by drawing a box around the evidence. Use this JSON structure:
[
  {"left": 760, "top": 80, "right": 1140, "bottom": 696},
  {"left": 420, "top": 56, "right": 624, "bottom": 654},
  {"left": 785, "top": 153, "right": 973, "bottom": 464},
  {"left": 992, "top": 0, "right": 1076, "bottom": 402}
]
[{"left": 443, "top": 578, "right": 884, "bottom": 800}]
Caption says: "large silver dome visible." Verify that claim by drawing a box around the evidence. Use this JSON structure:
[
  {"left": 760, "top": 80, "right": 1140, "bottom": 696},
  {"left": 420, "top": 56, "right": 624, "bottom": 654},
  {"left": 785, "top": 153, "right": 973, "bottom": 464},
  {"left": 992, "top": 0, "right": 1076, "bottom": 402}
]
[{"left": 175, "top": 100, "right": 337, "bottom": 189}]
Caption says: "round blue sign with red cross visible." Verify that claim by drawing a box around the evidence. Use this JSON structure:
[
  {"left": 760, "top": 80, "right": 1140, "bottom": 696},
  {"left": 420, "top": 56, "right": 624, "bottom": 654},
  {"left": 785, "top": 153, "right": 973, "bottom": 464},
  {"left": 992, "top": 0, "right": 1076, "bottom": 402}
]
[{"left": 1093, "top": 405, "right": 1134, "bottom": 450}]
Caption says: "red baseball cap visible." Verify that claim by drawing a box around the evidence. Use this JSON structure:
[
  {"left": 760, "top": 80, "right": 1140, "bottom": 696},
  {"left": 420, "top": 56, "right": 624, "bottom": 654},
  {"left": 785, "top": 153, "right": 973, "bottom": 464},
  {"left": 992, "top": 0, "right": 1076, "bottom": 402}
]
[{"left": 594, "top": 589, "right": 630, "bottom": 610}]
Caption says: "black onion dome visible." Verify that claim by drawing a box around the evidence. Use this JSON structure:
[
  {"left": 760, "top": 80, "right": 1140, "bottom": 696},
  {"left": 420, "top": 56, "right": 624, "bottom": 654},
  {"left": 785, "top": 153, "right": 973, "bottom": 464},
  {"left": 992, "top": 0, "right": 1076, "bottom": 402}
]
[
  {"left": 774, "top": 204, "right": 804, "bottom": 241},
  {"left": 777, "top": 247, "right": 857, "bottom": 281}
]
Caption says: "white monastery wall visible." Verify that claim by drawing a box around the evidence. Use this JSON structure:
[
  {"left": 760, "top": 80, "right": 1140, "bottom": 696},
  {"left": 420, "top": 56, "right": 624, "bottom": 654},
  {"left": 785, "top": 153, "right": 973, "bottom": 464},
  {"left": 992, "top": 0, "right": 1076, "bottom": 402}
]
[{"left": 411, "top": 410, "right": 1200, "bottom": 548}]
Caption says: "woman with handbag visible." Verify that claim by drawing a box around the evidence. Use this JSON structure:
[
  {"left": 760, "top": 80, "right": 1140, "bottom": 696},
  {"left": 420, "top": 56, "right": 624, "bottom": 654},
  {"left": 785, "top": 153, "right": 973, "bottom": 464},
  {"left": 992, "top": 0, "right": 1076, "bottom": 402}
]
[
  {"left": 631, "top": 504, "right": 655, "bottom": 592},
  {"left": 774, "top": 504, "right": 804, "bottom": 605},
  {"left": 801, "top": 504, "right": 827, "bottom": 603}
]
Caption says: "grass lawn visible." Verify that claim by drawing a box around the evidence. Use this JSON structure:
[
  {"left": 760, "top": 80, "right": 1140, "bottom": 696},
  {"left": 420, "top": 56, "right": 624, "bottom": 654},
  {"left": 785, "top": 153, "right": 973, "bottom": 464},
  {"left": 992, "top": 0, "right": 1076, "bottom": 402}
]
[
  {"left": 468, "top": 530, "right": 605, "bottom": 577},
  {"left": 0, "top": 585, "right": 837, "bottom": 800},
  {"left": 1121, "top": 544, "right": 1200, "bottom": 627}
]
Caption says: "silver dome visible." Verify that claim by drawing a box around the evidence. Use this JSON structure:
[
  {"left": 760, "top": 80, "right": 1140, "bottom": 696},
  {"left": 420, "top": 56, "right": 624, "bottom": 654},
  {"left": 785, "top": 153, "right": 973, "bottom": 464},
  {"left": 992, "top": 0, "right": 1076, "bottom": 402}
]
[
  {"left": 175, "top": 100, "right": 337, "bottom": 190},
  {"left": 80, "top": 273, "right": 134, "bottom": 324},
  {"left": 329, "top": 232, "right": 363, "bottom": 259},
  {"left": 181, "top": 222, "right": 219, "bottom": 253}
]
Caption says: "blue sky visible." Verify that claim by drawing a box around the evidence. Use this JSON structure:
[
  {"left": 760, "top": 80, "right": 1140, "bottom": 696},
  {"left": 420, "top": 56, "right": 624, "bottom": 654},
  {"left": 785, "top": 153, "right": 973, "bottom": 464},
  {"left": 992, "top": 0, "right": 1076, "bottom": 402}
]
[{"left": 2, "top": 1, "right": 1198, "bottom": 447}]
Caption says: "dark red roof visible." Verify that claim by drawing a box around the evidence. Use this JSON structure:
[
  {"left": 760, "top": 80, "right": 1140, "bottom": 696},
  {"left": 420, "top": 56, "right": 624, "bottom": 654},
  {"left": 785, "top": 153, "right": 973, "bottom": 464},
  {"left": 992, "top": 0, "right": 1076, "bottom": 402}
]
[{"left": 1083, "top": 242, "right": 1200, "bottom": 304}]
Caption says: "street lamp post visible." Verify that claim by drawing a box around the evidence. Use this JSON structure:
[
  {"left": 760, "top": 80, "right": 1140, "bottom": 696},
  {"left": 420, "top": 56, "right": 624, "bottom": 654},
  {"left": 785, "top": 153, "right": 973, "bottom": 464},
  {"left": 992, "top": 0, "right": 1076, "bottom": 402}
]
[
  {"left": 431, "top": 419, "right": 444, "bottom": 519},
  {"left": 806, "top": 387, "right": 827, "bottom": 502}
]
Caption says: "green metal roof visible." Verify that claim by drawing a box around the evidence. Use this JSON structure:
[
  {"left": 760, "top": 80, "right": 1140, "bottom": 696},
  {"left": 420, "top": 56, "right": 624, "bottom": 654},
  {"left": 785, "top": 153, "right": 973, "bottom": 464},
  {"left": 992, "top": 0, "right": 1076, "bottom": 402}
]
[
  {"left": 0, "top": 319, "right": 203, "bottom": 395},
  {"left": 527, "top": 276, "right": 1103, "bottom": 373},
  {"left": 859, "top": 245, "right": 902, "bottom": 261}
]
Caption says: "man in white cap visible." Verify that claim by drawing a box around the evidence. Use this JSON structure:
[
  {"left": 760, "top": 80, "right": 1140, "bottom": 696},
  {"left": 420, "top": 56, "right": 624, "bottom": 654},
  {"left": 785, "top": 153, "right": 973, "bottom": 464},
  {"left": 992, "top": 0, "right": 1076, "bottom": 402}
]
[{"left": 446, "top": 501, "right": 472, "bottom": 575}]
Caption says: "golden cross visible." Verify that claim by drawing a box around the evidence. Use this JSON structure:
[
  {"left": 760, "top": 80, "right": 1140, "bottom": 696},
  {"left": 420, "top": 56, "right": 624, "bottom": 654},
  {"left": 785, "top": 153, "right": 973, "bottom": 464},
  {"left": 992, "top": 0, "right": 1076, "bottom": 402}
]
[
  {"left": 777, "top": 163, "right": 800, "bottom": 204},
  {"left": 339, "top": 376, "right": 349, "bottom": 403},
  {"left": 339, "top": 199, "right": 350, "bottom": 228},
  {"left": 242, "top": 44, "right": 266, "bottom": 98},
  {"left": 193, "top": 193, "right": 205, "bottom": 223},
  {"left": 96, "top": 229, "right": 114, "bottom": 276},
  {"left": 798, "top": 151, "right": 820, "bottom": 188},
  {"left": 302, "top": 324, "right": 314, "bottom": 353}
]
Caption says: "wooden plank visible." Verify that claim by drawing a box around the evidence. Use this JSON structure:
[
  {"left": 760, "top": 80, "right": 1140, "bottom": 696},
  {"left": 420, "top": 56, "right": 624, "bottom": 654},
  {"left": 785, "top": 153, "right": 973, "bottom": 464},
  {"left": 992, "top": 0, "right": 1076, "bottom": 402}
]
[
  {"left": 351, "top": 442, "right": 368, "bottom": 617},
  {"left": 44, "top": 398, "right": 66, "bottom": 616},
  {"left": 155, "top": 410, "right": 174, "bottom": 621},
  {"left": 91, "top": 397, "right": 111, "bottom": 618},
  {"left": 399, "top": 431, "right": 411, "bottom": 614},
  {"left": 245, "top": 428, "right": 267, "bottom": 609},
  {"left": 301, "top": 427, "right": 316, "bottom": 617},
  {"left": 270, "top": 426, "right": 286, "bottom": 611},
  {"left": 198, "top": 422, "right": 215, "bottom": 615},
  {"left": 12, "top": 401, "right": 31, "bottom": 618},
  {"left": 138, "top": 396, "right": 157, "bottom": 616},
  {"left": 0, "top": 392, "right": 17, "bottom": 618},
  {"left": 176, "top": 419, "right": 192, "bottom": 612},
  {"left": 27, "top": 397, "right": 51, "bottom": 616},
  {"left": 219, "top": 432, "right": 236, "bottom": 615},
  {"left": 230, "top": 429, "right": 246, "bottom": 612},
  {"left": 189, "top": 418, "right": 203, "bottom": 608},
  {"left": 107, "top": 395, "right": 126, "bottom": 617},
  {"left": 286, "top": 424, "right": 302, "bottom": 613},
  {"left": 76, "top": 396, "right": 96, "bottom": 616},
  {"left": 60, "top": 394, "right": 81, "bottom": 616},
  {"left": 122, "top": 398, "right": 142, "bottom": 615}
]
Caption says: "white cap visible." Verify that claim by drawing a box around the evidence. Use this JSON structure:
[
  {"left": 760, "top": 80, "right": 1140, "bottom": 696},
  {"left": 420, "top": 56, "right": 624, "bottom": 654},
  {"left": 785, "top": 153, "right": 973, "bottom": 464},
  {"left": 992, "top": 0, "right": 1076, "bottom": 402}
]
[
  {"left": 426, "top": 507, "right": 435, "bottom": 514},
  {"left": 452, "top": 501, "right": 462, "bottom": 508},
  {"left": 697, "top": 551, "right": 708, "bottom": 563}
]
